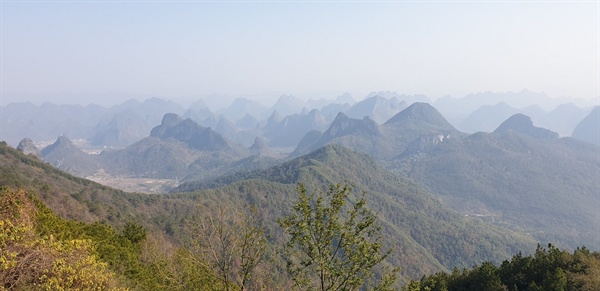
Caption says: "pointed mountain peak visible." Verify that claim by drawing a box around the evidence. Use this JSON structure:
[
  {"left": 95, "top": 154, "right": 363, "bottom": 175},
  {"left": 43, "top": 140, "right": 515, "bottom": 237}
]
[
  {"left": 571, "top": 106, "right": 600, "bottom": 146},
  {"left": 41, "top": 135, "right": 77, "bottom": 157},
  {"left": 336, "top": 93, "right": 355, "bottom": 104},
  {"left": 271, "top": 95, "right": 306, "bottom": 116},
  {"left": 494, "top": 113, "right": 558, "bottom": 139},
  {"left": 384, "top": 102, "right": 453, "bottom": 129},
  {"left": 272, "top": 94, "right": 304, "bottom": 108},
  {"left": 39, "top": 135, "right": 98, "bottom": 176},
  {"left": 264, "top": 110, "right": 283, "bottom": 130},
  {"left": 161, "top": 113, "right": 183, "bottom": 126},
  {"left": 16, "top": 138, "right": 41, "bottom": 157},
  {"left": 323, "top": 112, "right": 379, "bottom": 138},
  {"left": 250, "top": 136, "right": 269, "bottom": 153},
  {"left": 55, "top": 135, "right": 74, "bottom": 146},
  {"left": 151, "top": 113, "right": 184, "bottom": 137},
  {"left": 496, "top": 113, "right": 533, "bottom": 128},
  {"left": 149, "top": 114, "right": 231, "bottom": 150},
  {"left": 332, "top": 111, "right": 350, "bottom": 121}
]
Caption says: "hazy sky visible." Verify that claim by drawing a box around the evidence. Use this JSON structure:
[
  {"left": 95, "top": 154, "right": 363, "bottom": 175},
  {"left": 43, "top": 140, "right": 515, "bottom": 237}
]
[{"left": 0, "top": 1, "right": 598, "bottom": 106}]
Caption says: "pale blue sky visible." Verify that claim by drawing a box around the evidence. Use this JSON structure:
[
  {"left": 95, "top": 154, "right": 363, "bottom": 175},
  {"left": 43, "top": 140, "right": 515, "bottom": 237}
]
[{"left": 1, "top": 1, "right": 598, "bottom": 106}]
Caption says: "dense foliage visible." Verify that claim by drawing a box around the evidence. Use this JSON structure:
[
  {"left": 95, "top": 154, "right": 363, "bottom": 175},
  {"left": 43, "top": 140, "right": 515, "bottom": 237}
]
[
  {"left": 0, "top": 186, "right": 227, "bottom": 290},
  {"left": 0, "top": 187, "right": 123, "bottom": 289},
  {"left": 279, "top": 183, "right": 397, "bottom": 290},
  {"left": 404, "top": 244, "right": 600, "bottom": 291}
]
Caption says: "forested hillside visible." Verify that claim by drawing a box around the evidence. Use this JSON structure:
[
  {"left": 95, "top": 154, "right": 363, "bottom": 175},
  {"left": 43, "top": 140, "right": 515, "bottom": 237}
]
[
  {"left": 392, "top": 129, "right": 600, "bottom": 249},
  {"left": 2, "top": 135, "right": 598, "bottom": 289},
  {"left": 404, "top": 244, "right": 600, "bottom": 291},
  {"left": 1, "top": 141, "right": 540, "bottom": 285}
]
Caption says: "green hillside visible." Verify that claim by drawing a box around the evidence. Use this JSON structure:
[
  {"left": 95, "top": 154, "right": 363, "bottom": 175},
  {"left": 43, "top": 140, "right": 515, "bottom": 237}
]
[
  {"left": 392, "top": 131, "right": 600, "bottom": 249},
  {"left": 1, "top": 141, "right": 538, "bottom": 283},
  {"left": 175, "top": 144, "right": 537, "bottom": 277}
]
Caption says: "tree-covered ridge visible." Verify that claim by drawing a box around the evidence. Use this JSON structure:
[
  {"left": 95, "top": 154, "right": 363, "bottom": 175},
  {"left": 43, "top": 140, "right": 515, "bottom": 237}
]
[
  {"left": 3, "top": 185, "right": 599, "bottom": 290},
  {"left": 404, "top": 244, "right": 600, "bottom": 291},
  {"left": 1, "top": 140, "right": 539, "bottom": 281},
  {"left": 392, "top": 130, "right": 600, "bottom": 249},
  {"left": 174, "top": 144, "right": 538, "bottom": 278}
]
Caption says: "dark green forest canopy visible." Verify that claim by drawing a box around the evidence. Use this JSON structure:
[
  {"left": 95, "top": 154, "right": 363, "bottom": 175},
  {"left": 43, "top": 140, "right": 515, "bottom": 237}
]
[{"left": 404, "top": 244, "right": 600, "bottom": 291}]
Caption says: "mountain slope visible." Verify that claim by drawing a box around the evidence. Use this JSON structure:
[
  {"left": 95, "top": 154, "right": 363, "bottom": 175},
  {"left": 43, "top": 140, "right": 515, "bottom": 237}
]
[
  {"left": 150, "top": 113, "right": 234, "bottom": 151},
  {"left": 536, "top": 103, "right": 591, "bottom": 137},
  {"left": 458, "top": 102, "right": 520, "bottom": 133},
  {"left": 98, "top": 137, "right": 197, "bottom": 179},
  {"left": 392, "top": 129, "right": 600, "bottom": 249},
  {"left": 41, "top": 135, "right": 99, "bottom": 176},
  {"left": 265, "top": 109, "right": 329, "bottom": 148},
  {"left": 345, "top": 95, "right": 407, "bottom": 124},
  {"left": 17, "top": 138, "right": 41, "bottom": 157},
  {"left": 89, "top": 112, "right": 153, "bottom": 148},
  {"left": 174, "top": 144, "right": 536, "bottom": 277},
  {"left": 493, "top": 113, "right": 559, "bottom": 139},
  {"left": 571, "top": 106, "right": 600, "bottom": 146},
  {"left": 291, "top": 112, "right": 383, "bottom": 157},
  {"left": 294, "top": 102, "right": 461, "bottom": 160},
  {"left": 97, "top": 113, "right": 252, "bottom": 179}
]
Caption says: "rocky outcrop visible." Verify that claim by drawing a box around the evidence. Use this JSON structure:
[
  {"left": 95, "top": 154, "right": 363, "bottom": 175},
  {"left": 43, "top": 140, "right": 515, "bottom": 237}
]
[{"left": 16, "top": 138, "right": 41, "bottom": 158}]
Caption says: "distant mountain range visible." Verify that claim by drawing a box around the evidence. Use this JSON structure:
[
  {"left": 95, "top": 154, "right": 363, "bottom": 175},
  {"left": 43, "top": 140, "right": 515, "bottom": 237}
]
[
  {"left": 3, "top": 90, "right": 595, "bottom": 149},
  {"left": 28, "top": 112, "right": 289, "bottom": 186},
  {"left": 293, "top": 102, "right": 461, "bottom": 159},
  {"left": 17, "top": 98, "right": 598, "bottom": 205},
  {"left": 434, "top": 89, "right": 595, "bottom": 126},
  {"left": 457, "top": 101, "right": 592, "bottom": 136},
  {"left": 3, "top": 92, "right": 599, "bottom": 280},
  {"left": 1, "top": 98, "right": 185, "bottom": 148}
]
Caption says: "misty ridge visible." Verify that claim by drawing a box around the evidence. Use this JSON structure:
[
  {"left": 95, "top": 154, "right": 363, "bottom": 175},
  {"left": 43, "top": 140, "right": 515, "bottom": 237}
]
[
  {"left": 1, "top": 88, "right": 600, "bottom": 289},
  {"left": 2, "top": 89, "right": 599, "bottom": 235},
  {"left": 2, "top": 89, "right": 599, "bottom": 189},
  {"left": 1, "top": 89, "right": 597, "bottom": 149}
]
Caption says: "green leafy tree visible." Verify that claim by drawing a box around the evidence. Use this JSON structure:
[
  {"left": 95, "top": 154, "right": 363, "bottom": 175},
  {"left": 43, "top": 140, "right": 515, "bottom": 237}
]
[
  {"left": 405, "top": 244, "right": 600, "bottom": 291},
  {"left": 278, "top": 183, "right": 397, "bottom": 290}
]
